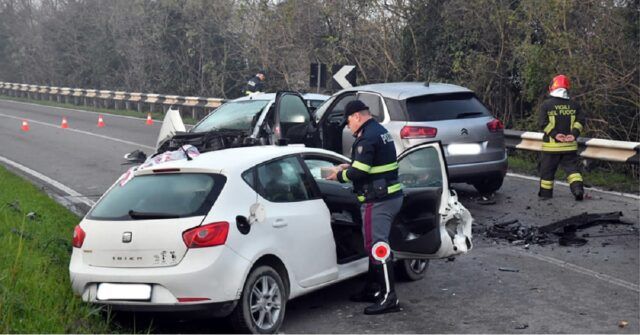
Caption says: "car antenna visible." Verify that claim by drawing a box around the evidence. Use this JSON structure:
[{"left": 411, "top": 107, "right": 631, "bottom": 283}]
[{"left": 180, "top": 145, "right": 193, "bottom": 161}]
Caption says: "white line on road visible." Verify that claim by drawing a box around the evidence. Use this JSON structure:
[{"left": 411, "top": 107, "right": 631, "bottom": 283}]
[
  {"left": 507, "top": 172, "right": 640, "bottom": 200},
  {"left": 520, "top": 250, "right": 640, "bottom": 293},
  {"left": 0, "top": 154, "right": 95, "bottom": 207},
  {"left": 0, "top": 98, "right": 163, "bottom": 123},
  {"left": 0, "top": 112, "right": 155, "bottom": 150}
]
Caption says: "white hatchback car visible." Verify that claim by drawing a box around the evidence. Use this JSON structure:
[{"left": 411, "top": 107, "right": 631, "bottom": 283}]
[{"left": 70, "top": 143, "right": 472, "bottom": 333}]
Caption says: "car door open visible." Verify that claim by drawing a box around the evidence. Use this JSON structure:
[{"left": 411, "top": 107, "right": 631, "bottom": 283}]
[
  {"left": 391, "top": 142, "right": 473, "bottom": 260},
  {"left": 274, "top": 91, "right": 316, "bottom": 145}
]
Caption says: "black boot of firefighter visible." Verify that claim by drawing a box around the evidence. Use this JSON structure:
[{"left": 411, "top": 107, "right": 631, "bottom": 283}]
[
  {"left": 350, "top": 261, "right": 381, "bottom": 303},
  {"left": 364, "top": 262, "right": 400, "bottom": 315},
  {"left": 570, "top": 181, "right": 584, "bottom": 201}
]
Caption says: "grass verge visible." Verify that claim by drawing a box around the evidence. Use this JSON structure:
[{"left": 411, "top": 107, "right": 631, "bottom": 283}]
[
  {"left": 508, "top": 152, "right": 639, "bottom": 194},
  {"left": 0, "top": 94, "right": 198, "bottom": 125},
  {"left": 0, "top": 165, "right": 116, "bottom": 333}
]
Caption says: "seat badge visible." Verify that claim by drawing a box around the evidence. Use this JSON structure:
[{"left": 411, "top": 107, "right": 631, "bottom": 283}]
[{"left": 122, "top": 232, "right": 132, "bottom": 243}]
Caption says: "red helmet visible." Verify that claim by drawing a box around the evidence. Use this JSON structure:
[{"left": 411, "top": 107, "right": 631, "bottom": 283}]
[{"left": 549, "top": 74, "right": 570, "bottom": 92}]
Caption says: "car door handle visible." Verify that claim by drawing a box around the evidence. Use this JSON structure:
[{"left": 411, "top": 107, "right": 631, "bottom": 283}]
[{"left": 272, "top": 219, "right": 288, "bottom": 228}]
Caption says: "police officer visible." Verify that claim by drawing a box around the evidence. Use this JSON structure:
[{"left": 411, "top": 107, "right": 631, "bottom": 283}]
[
  {"left": 538, "top": 74, "right": 585, "bottom": 200},
  {"left": 244, "top": 71, "right": 265, "bottom": 95},
  {"left": 326, "top": 100, "right": 403, "bottom": 315}
]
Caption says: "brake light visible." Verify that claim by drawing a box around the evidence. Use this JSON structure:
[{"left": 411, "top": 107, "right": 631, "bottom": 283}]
[
  {"left": 182, "top": 222, "right": 229, "bottom": 248},
  {"left": 487, "top": 119, "right": 504, "bottom": 132},
  {"left": 153, "top": 168, "right": 181, "bottom": 173},
  {"left": 400, "top": 126, "right": 437, "bottom": 139},
  {"left": 177, "top": 297, "right": 211, "bottom": 302},
  {"left": 72, "top": 225, "right": 86, "bottom": 248}
]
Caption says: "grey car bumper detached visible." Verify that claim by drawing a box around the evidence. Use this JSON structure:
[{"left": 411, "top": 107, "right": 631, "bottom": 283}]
[{"left": 447, "top": 156, "right": 508, "bottom": 183}]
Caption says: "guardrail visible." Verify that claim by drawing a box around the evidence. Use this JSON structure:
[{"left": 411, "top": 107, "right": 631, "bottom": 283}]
[
  {"left": 2, "top": 81, "right": 638, "bottom": 165},
  {"left": 504, "top": 129, "right": 639, "bottom": 165},
  {"left": 0, "top": 81, "right": 224, "bottom": 120}
]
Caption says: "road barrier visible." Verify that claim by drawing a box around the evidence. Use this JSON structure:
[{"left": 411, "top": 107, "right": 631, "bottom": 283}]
[
  {"left": 0, "top": 81, "right": 224, "bottom": 120},
  {"left": 2, "top": 81, "right": 638, "bottom": 165},
  {"left": 505, "top": 130, "right": 639, "bottom": 165}
]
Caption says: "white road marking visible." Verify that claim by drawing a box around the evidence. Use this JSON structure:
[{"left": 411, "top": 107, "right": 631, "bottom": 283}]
[
  {"left": 0, "top": 112, "right": 155, "bottom": 150},
  {"left": 520, "top": 250, "right": 640, "bottom": 293},
  {"left": 0, "top": 154, "right": 95, "bottom": 207},
  {"left": 0, "top": 97, "right": 162, "bottom": 123},
  {"left": 507, "top": 172, "right": 640, "bottom": 200}
]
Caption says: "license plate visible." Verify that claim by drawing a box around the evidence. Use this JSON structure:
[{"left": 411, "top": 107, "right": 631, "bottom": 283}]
[
  {"left": 97, "top": 283, "right": 152, "bottom": 301},
  {"left": 447, "top": 143, "right": 482, "bottom": 155}
]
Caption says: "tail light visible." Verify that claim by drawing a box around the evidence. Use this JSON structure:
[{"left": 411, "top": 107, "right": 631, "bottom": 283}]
[
  {"left": 72, "top": 225, "right": 86, "bottom": 248},
  {"left": 400, "top": 126, "right": 437, "bottom": 139},
  {"left": 487, "top": 119, "right": 504, "bottom": 132},
  {"left": 182, "top": 222, "right": 229, "bottom": 248}
]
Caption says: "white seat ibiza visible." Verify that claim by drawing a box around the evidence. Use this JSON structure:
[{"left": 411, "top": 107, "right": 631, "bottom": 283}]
[{"left": 69, "top": 143, "right": 472, "bottom": 333}]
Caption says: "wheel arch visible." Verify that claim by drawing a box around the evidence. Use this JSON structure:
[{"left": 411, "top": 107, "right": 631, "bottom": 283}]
[{"left": 248, "top": 254, "right": 291, "bottom": 298}]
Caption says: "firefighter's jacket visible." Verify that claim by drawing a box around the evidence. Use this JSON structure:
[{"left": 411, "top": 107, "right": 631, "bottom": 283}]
[
  {"left": 244, "top": 75, "right": 264, "bottom": 95},
  {"left": 538, "top": 96, "right": 584, "bottom": 152},
  {"left": 337, "top": 119, "right": 402, "bottom": 202}
]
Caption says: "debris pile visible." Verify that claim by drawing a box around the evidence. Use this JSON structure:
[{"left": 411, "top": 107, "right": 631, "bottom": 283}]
[{"left": 485, "top": 212, "right": 634, "bottom": 247}]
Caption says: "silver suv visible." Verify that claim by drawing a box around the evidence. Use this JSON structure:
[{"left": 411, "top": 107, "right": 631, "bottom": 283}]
[{"left": 313, "top": 82, "right": 507, "bottom": 194}]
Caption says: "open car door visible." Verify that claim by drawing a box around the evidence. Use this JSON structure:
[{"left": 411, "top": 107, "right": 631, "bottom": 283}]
[
  {"left": 391, "top": 142, "right": 473, "bottom": 260},
  {"left": 274, "top": 91, "right": 317, "bottom": 146}
]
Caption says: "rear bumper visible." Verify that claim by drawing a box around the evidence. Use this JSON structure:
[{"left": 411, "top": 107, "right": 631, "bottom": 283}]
[
  {"left": 99, "top": 299, "right": 238, "bottom": 317},
  {"left": 447, "top": 155, "right": 508, "bottom": 182}
]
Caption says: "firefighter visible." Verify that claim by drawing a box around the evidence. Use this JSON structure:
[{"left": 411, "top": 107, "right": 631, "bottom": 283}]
[
  {"left": 538, "top": 74, "right": 585, "bottom": 200},
  {"left": 325, "top": 100, "right": 403, "bottom": 315},
  {"left": 244, "top": 71, "right": 265, "bottom": 95}
]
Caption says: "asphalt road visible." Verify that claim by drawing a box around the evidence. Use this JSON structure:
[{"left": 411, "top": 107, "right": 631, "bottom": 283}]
[{"left": 1, "top": 98, "right": 638, "bottom": 333}]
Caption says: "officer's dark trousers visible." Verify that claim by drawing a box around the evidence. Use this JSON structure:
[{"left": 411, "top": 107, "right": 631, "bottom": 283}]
[
  {"left": 539, "top": 151, "right": 583, "bottom": 198},
  {"left": 359, "top": 196, "right": 403, "bottom": 263}
]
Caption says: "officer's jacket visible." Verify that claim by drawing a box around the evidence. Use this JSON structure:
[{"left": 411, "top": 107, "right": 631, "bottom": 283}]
[
  {"left": 538, "top": 96, "right": 584, "bottom": 152},
  {"left": 245, "top": 76, "right": 264, "bottom": 94},
  {"left": 337, "top": 119, "right": 402, "bottom": 202}
]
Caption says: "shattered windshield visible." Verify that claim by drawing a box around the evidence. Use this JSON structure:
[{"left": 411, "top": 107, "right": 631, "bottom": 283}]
[{"left": 191, "top": 100, "right": 269, "bottom": 133}]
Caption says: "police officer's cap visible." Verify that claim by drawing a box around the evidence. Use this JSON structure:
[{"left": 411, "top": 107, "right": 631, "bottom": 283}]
[{"left": 344, "top": 100, "right": 369, "bottom": 117}]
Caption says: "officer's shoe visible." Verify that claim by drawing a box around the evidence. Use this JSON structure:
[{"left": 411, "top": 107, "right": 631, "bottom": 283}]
[{"left": 363, "top": 291, "right": 400, "bottom": 315}]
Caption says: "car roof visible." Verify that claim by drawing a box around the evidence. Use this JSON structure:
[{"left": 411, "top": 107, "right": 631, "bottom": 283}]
[
  {"left": 340, "top": 82, "right": 473, "bottom": 100},
  {"left": 231, "top": 92, "right": 330, "bottom": 103},
  {"left": 144, "top": 145, "right": 345, "bottom": 174}
]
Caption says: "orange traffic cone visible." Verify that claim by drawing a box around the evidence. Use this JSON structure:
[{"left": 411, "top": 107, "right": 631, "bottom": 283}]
[
  {"left": 146, "top": 113, "right": 153, "bottom": 125},
  {"left": 61, "top": 117, "right": 69, "bottom": 129},
  {"left": 21, "top": 120, "right": 30, "bottom": 132},
  {"left": 97, "top": 115, "right": 105, "bottom": 128}
]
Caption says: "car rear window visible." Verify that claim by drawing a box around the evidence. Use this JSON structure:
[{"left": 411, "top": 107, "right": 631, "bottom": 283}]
[
  {"left": 88, "top": 173, "right": 226, "bottom": 221},
  {"left": 405, "top": 92, "right": 490, "bottom": 122}
]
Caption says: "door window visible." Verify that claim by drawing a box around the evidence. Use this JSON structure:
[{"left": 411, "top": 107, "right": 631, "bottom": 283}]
[
  {"left": 303, "top": 158, "right": 341, "bottom": 180},
  {"left": 257, "top": 156, "right": 312, "bottom": 202},
  {"left": 398, "top": 146, "right": 444, "bottom": 188},
  {"left": 356, "top": 92, "right": 384, "bottom": 121},
  {"left": 280, "top": 94, "right": 309, "bottom": 123}
]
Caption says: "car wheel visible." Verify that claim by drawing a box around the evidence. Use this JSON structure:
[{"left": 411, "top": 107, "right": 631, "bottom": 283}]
[
  {"left": 230, "top": 265, "right": 287, "bottom": 334},
  {"left": 472, "top": 175, "right": 504, "bottom": 195},
  {"left": 396, "top": 259, "right": 429, "bottom": 281}
]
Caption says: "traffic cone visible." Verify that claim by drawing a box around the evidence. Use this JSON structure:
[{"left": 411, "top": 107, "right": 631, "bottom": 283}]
[
  {"left": 21, "top": 120, "right": 29, "bottom": 132},
  {"left": 97, "top": 115, "right": 105, "bottom": 128},
  {"left": 146, "top": 113, "right": 153, "bottom": 125},
  {"left": 61, "top": 117, "right": 69, "bottom": 129}
]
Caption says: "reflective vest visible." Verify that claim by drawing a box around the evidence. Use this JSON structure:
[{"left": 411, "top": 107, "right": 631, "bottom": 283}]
[
  {"left": 538, "top": 96, "right": 584, "bottom": 152},
  {"left": 337, "top": 119, "right": 402, "bottom": 202}
]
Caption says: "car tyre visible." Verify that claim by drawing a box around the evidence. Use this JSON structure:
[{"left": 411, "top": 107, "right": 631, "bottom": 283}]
[
  {"left": 472, "top": 175, "right": 504, "bottom": 195},
  {"left": 230, "top": 265, "right": 287, "bottom": 334},
  {"left": 396, "top": 259, "right": 429, "bottom": 281}
]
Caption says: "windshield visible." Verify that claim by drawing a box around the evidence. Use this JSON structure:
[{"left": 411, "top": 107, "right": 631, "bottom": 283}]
[
  {"left": 191, "top": 100, "right": 270, "bottom": 132},
  {"left": 88, "top": 173, "right": 226, "bottom": 220}
]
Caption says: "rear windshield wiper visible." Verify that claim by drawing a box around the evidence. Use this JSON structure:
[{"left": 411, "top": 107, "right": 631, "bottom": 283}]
[
  {"left": 456, "top": 112, "right": 484, "bottom": 118},
  {"left": 128, "top": 210, "right": 180, "bottom": 220}
]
